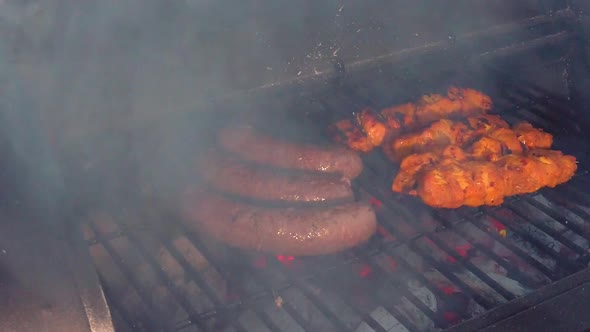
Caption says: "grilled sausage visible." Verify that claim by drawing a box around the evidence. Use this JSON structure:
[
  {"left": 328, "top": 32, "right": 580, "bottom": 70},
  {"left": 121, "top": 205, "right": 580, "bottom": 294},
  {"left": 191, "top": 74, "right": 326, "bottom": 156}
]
[
  {"left": 182, "top": 191, "right": 377, "bottom": 256},
  {"left": 218, "top": 125, "right": 364, "bottom": 179},
  {"left": 198, "top": 152, "right": 354, "bottom": 203}
]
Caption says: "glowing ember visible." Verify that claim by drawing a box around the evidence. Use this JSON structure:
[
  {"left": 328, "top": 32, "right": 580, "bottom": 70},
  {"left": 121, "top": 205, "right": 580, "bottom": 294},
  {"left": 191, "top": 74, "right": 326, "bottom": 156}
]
[
  {"left": 447, "top": 256, "right": 457, "bottom": 263},
  {"left": 369, "top": 197, "right": 382, "bottom": 208},
  {"left": 440, "top": 286, "right": 460, "bottom": 295},
  {"left": 455, "top": 244, "right": 472, "bottom": 257},
  {"left": 358, "top": 263, "right": 372, "bottom": 278},
  {"left": 276, "top": 255, "right": 295, "bottom": 266},
  {"left": 490, "top": 219, "right": 507, "bottom": 237}
]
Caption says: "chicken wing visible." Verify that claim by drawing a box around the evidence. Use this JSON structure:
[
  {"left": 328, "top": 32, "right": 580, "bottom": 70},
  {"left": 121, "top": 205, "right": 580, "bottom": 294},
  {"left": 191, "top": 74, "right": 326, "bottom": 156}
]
[
  {"left": 356, "top": 108, "right": 389, "bottom": 147},
  {"left": 328, "top": 119, "right": 374, "bottom": 152},
  {"left": 513, "top": 122, "right": 553, "bottom": 149},
  {"left": 388, "top": 115, "right": 551, "bottom": 162},
  {"left": 414, "top": 149, "right": 577, "bottom": 208},
  {"left": 330, "top": 87, "right": 493, "bottom": 152}
]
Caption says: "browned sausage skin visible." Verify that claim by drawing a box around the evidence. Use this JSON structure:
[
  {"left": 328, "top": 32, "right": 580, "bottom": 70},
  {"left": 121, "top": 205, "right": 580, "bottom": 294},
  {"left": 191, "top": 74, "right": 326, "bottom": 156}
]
[
  {"left": 198, "top": 152, "right": 355, "bottom": 204},
  {"left": 182, "top": 190, "right": 377, "bottom": 256},
  {"left": 218, "top": 125, "right": 364, "bottom": 179}
]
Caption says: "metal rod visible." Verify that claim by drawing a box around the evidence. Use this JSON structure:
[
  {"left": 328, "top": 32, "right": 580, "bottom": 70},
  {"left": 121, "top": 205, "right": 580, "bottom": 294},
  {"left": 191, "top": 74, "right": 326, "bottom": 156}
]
[{"left": 86, "top": 220, "right": 168, "bottom": 330}]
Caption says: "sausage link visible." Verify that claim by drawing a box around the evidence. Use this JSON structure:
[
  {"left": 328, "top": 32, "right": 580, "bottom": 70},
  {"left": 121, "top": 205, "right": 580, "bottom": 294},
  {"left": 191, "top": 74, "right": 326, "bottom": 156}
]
[
  {"left": 182, "top": 191, "right": 377, "bottom": 256},
  {"left": 199, "top": 152, "right": 354, "bottom": 203},
  {"left": 218, "top": 125, "right": 363, "bottom": 179}
]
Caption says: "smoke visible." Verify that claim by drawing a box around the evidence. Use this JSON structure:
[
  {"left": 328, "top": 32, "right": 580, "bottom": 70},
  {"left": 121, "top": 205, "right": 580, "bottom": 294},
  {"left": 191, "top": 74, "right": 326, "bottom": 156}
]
[{"left": 2, "top": 0, "right": 571, "bottom": 212}]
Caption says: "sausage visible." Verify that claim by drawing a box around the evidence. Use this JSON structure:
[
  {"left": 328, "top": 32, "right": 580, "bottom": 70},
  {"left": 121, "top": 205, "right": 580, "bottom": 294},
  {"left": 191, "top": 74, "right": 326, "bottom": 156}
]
[
  {"left": 182, "top": 191, "right": 377, "bottom": 256},
  {"left": 198, "top": 152, "right": 354, "bottom": 203},
  {"left": 218, "top": 125, "right": 364, "bottom": 179}
]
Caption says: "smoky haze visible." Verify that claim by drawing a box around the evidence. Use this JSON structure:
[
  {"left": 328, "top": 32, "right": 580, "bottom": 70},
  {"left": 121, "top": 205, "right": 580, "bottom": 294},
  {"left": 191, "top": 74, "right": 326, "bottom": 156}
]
[{"left": 1, "top": 0, "right": 558, "bottom": 211}]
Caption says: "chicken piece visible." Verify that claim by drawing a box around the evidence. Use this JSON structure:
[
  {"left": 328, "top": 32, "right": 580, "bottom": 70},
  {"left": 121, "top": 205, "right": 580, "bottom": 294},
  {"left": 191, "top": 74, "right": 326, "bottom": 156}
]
[
  {"left": 501, "top": 154, "right": 548, "bottom": 194},
  {"left": 417, "top": 161, "right": 505, "bottom": 208},
  {"left": 414, "top": 94, "right": 463, "bottom": 125},
  {"left": 413, "top": 149, "right": 577, "bottom": 208},
  {"left": 380, "top": 88, "right": 492, "bottom": 135},
  {"left": 392, "top": 152, "right": 440, "bottom": 193},
  {"left": 447, "top": 87, "right": 493, "bottom": 114},
  {"left": 390, "top": 119, "right": 474, "bottom": 161},
  {"left": 513, "top": 122, "right": 553, "bottom": 149},
  {"left": 381, "top": 102, "right": 416, "bottom": 133},
  {"left": 467, "top": 114, "right": 509, "bottom": 134},
  {"left": 442, "top": 145, "right": 469, "bottom": 160},
  {"left": 392, "top": 145, "right": 468, "bottom": 193},
  {"left": 470, "top": 137, "right": 505, "bottom": 161},
  {"left": 416, "top": 162, "right": 475, "bottom": 208},
  {"left": 330, "top": 87, "right": 493, "bottom": 152},
  {"left": 464, "top": 116, "right": 516, "bottom": 161},
  {"left": 486, "top": 128, "right": 524, "bottom": 154},
  {"left": 391, "top": 114, "right": 530, "bottom": 161},
  {"left": 356, "top": 108, "right": 389, "bottom": 146},
  {"left": 530, "top": 149, "right": 577, "bottom": 185},
  {"left": 469, "top": 161, "right": 506, "bottom": 206},
  {"left": 502, "top": 149, "right": 576, "bottom": 193},
  {"left": 328, "top": 119, "right": 374, "bottom": 152}
]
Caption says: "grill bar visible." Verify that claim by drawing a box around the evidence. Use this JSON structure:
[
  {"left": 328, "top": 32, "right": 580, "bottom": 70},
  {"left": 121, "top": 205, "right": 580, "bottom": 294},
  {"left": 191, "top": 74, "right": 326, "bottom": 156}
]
[
  {"left": 177, "top": 227, "right": 286, "bottom": 332},
  {"left": 504, "top": 203, "right": 588, "bottom": 255},
  {"left": 86, "top": 220, "right": 168, "bottom": 331},
  {"left": 456, "top": 209, "right": 562, "bottom": 281},
  {"left": 219, "top": 251, "right": 318, "bottom": 332},
  {"left": 407, "top": 242, "right": 495, "bottom": 310},
  {"left": 99, "top": 274, "right": 143, "bottom": 331},
  {"left": 428, "top": 210, "right": 546, "bottom": 287},
  {"left": 381, "top": 245, "right": 475, "bottom": 323},
  {"left": 259, "top": 258, "right": 356, "bottom": 332},
  {"left": 544, "top": 187, "right": 590, "bottom": 225},
  {"left": 420, "top": 234, "right": 515, "bottom": 301},
  {"left": 110, "top": 219, "right": 213, "bottom": 331},
  {"left": 351, "top": 248, "right": 448, "bottom": 328},
  {"left": 486, "top": 209, "right": 581, "bottom": 273},
  {"left": 381, "top": 247, "right": 473, "bottom": 324},
  {"left": 522, "top": 198, "right": 590, "bottom": 243}
]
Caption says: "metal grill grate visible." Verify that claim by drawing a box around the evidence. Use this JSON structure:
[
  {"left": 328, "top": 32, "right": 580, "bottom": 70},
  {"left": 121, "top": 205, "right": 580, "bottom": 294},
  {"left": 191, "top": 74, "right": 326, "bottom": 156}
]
[{"left": 83, "top": 65, "right": 590, "bottom": 332}]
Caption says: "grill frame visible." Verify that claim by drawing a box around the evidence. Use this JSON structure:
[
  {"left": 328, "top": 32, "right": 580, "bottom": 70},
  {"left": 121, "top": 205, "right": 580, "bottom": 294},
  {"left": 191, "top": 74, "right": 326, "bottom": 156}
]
[
  {"left": 70, "top": 2, "right": 590, "bottom": 331},
  {"left": 82, "top": 51, "right": 590, "bottom": 332}
]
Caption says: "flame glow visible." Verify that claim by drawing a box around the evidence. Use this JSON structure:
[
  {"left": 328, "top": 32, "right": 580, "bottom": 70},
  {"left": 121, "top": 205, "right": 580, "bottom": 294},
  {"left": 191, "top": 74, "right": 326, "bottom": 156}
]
[{"left": 358, "top": 263, "right": 372, "bottom": 278}]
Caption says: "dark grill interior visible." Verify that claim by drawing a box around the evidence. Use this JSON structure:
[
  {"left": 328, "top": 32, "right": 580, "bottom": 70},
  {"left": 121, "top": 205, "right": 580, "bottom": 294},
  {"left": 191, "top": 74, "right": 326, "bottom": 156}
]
[
  {"left": 80, "top": 46, "right": 590, "bottom": 331},
  {"left": 5, "top": 1, "right": 590, "bottom": 332}
]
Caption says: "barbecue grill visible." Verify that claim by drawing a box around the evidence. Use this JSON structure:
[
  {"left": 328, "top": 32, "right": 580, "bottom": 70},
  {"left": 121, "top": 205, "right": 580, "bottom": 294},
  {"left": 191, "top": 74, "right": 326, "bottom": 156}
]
[{"left": 4, "top": 1, "right": 590, "bottom": 331}]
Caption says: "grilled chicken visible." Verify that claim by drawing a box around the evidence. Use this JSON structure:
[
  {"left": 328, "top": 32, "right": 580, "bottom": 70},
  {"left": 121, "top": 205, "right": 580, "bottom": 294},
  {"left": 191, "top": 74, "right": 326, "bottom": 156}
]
[
  {"left": 382, "top": 87, "right": 493, "bottom": 132},
  {"left": 328, "top": 119, "right": 374, "bottom": 152},
  {"left": 329, "top": 87, "right": 493, "bottom": 152},
  {"left": 355, "top": 108, "right": 389, "bottom": 147},
  {"left": 388, "top": 115, "right": 552, "bottom": 161},
  {"left": 391, "top": 145, "right": 469, "bottom": 193},
  {"left": 389, "top": 119, "right": 472, "bottom": 161},
  {"left": 388, "top": 115, "right": 564, "bottom": 207},
  {"left": 328, "top": 87, "right": 574, "bottom": 209},
  {"left": 513, "top": 122, "right": 553, "bottom": 149},
  {"left": 415, "top": 149, "right": 577, "bottom": 208}
]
